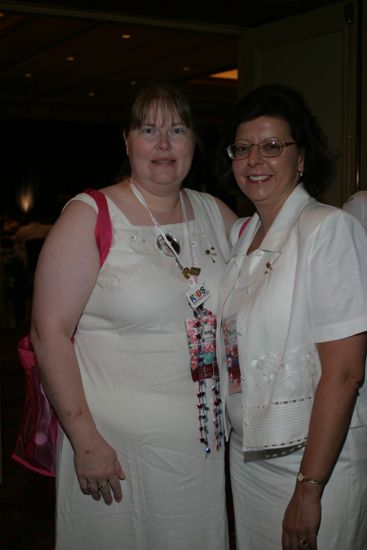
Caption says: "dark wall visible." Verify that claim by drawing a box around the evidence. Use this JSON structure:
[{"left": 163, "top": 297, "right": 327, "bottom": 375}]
[
  {"left": 1, "top": 119, "right": 123, "bottom": 221},
  {"left": 0, "top": 117, "right": 238, "bottom": 224}
]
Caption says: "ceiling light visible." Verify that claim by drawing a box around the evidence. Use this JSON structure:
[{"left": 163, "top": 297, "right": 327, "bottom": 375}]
[
  {"left": 131, "top": 81, "right": 137, "bottom": 86},
  {"left": 210, "top": 69, "right": 238, "bottom": 80},
  {"left": 183, "top": 67, "right": 190, "bottom": 72},
  {"left": 88, "top": 92, "right": 95, "bottom": 97},
  {"left": 66, "top": 56, "right": 76, "bottom": 62},
  {"left": 24, "top": 73, "right": 32, "bottom": 78},
  {"left": 121, "top": 34, "right": 131, "bottom": 40}
]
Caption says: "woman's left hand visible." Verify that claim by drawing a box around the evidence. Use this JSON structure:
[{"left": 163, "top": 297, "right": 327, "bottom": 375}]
[{"left": 282, "top": 484, "right": 322, "bottom": 550}]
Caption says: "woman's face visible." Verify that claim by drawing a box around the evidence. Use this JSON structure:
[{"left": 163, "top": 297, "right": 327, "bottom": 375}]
[
  {"left": 231, "top": 116, "right": 304, "bottom": 213},
  {"left": 124, "top": 103, "right": 195, "bottom": 193}
]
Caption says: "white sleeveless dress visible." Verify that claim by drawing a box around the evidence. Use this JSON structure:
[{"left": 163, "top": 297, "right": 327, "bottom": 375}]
[{"left": 55, "top": 189, "right": 230, "bottom": 550}]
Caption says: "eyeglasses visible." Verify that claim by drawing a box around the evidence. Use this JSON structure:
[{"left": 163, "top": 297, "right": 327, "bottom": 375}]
[{"left": 226, "top": 138, "right": 296, "bottom": 160}]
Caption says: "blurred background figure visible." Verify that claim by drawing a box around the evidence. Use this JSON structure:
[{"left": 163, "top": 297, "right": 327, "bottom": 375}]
[
  {"left": 13, "top": 215, "right": 53, "bottom": 273},
  {"left": 1, "top": 207, "right": 20, "bottom": 236},
  {"left": 342, "top": 190, "right": 367, "bottom": 231},
  {"left": 0, "top": 208, "right": 24, "bottom": 329},
  {"left": 0, "top": 207, "right": 53, "bottom": 329}
]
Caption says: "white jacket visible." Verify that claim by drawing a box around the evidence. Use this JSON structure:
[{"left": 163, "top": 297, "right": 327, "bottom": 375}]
[{"left": 218, "top": 185, "right": 367, "bottom": 451}]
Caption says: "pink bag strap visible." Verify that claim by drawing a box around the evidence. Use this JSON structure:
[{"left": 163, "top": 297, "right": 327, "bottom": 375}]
[
  {"left": 238, "top": 216, "right": 251, "bottom": 238},
  {"left": 84, "top": 188, "right": 112, "bottom": 268}
]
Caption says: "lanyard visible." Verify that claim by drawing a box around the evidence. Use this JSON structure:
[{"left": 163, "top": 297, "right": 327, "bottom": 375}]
[{"left": 130, "top": 180, "right": 200, "bottom": 284}]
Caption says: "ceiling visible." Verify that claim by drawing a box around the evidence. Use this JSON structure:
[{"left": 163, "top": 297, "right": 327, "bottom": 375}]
[{"left": 0, "top": 0, "right": 344, "bottom": 125}]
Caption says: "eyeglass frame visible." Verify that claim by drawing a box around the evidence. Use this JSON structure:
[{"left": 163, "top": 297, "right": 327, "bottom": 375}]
[{"left": 226, "top": 138, "right": 297, "bottom": 160}]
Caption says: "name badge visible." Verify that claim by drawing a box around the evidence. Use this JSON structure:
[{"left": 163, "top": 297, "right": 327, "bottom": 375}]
[
  {"left": 223, "top": 315, "right": 241, "bottom": 394},
  {"left": 186, "top": 281, "right": 210, "bottom": 309},
  {"left": 186, "top": 312, "right": 218, "bottom": 382}
]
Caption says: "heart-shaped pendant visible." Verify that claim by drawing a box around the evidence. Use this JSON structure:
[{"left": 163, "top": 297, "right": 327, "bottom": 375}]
[{"left": 182, "top": 266, "right": 201, "bottom": 279}]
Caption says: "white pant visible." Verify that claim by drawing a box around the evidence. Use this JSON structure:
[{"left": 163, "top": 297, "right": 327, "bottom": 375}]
[{"left": 228, "top": 396, "right": 367, "bottom": 549}]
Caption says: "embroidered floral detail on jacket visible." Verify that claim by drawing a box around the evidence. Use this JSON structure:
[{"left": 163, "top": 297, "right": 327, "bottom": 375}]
[{"left": 246, "top": 346, "right": 320, "bottom": 405}]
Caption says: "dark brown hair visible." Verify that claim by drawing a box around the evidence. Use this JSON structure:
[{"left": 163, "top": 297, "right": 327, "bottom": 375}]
[{"left": 217, "top": 84, "right": 337, "bottom": 197}]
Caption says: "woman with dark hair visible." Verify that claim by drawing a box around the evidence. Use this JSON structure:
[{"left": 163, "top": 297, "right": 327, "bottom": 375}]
[
  {"left": 217, "top": 84, "right": 367, "bottom": 549},
  {"left": 31, "top": 82, "right": 237, "bottom": 549},
  {"left": 343, "top": 190, "right": 367, "bottom": 231},
  {"left": 218, "top": 84, "right": 336, "bottom": 199}
]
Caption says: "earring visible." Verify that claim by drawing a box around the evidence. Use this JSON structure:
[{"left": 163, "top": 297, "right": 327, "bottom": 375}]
[{"left": 298, "top": 170, "right": 303, "bottom": 179}]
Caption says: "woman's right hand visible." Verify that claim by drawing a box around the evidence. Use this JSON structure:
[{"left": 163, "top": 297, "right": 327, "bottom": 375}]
[{"left": 74, "top": 434, "right": 126, "bottom": 505}]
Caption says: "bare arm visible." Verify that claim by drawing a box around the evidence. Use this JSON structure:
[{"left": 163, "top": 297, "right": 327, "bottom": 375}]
[
  {"left": 31, "top": 199, "right": 125, "bottom": 504},
  {"left": 282, "top": 333, "right": 367, "bottom": 549}
]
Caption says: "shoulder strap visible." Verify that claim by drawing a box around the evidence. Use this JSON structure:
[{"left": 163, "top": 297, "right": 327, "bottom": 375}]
[
  {"left": 84, "top": 188, "right": 112, "bottom": 268},
  {"left": 238, "top": 216, "right": 251, "bottom": 238}
]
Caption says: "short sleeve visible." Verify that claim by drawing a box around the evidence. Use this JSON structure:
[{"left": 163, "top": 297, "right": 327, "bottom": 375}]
[
  {"left": 308, "top": 210, "right": 367, "bottom": 342},
  {"left": 63, "top": 192, "right": 98, "bottom": 213}
]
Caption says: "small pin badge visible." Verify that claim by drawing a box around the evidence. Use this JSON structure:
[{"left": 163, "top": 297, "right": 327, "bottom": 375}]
[
  {"left": 265, "top": 261, "right": 273, "bottom": 275},
  {"left": 205, "top": 246, "right": 217, "bottom": 263}
]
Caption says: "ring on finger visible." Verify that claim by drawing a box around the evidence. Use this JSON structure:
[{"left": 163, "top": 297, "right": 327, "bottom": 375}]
[{"left": 297, "top": 536, "right": 308, "bottom": 547}]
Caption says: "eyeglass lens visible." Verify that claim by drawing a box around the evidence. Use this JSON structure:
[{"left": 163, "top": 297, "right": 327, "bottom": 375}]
[{"left": 228, "top": 139, "right": 294, "bottom": 159}]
